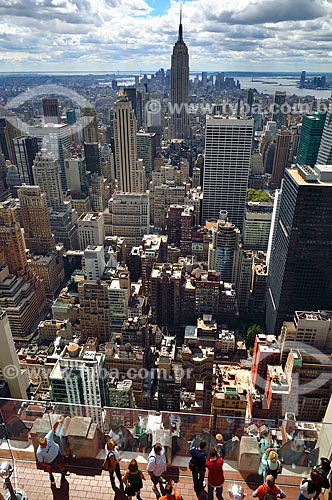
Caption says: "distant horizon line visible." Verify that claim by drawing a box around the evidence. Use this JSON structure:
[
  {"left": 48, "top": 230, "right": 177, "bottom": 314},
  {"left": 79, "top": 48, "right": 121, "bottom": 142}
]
[{"left": 1, "top": 71, "right": 332, "bottom": 76}]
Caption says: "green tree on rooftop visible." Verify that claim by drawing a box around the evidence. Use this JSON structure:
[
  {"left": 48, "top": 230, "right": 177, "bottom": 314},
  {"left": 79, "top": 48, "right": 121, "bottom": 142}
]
[
  {"left": 246, "top": 324, "right": 263, "bottom": 348},
  {"left": 247, "top": 188, "right": 270, "bottom": 202}
]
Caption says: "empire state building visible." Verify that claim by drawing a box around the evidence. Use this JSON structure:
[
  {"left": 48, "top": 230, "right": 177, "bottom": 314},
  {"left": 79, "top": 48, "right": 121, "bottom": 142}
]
[{"left": 169, "top": 10, "right": 190, "bottom": 140}]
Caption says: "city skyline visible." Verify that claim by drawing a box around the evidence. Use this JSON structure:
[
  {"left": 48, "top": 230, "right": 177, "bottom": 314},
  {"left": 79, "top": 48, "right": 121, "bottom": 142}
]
[{"left": 1, "top": 0, "right": 332, "bottom": 73}]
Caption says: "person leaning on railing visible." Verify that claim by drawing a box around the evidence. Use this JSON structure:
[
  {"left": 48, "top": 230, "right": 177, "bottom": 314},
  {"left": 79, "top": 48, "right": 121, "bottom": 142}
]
[{"left": 35, "top": 417, "right": 70, "bottom": 486}]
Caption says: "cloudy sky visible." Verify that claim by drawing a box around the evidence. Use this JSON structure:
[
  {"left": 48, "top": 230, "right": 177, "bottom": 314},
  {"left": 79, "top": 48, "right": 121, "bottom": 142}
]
[{"left": 1, "top": 0, "right": 332, "bottom": 72}]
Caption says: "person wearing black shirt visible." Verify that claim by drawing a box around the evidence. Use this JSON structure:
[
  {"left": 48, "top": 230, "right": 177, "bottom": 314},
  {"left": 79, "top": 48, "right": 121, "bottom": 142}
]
[{"left": 189, "top": 441, "right": 207, "bottom": 496}]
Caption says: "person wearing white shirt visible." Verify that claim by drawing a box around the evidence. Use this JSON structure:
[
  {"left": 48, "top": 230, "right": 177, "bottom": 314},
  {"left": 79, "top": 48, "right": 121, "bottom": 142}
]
[{"left": 147, "top": 443, "right": 167, "bottom": 496}]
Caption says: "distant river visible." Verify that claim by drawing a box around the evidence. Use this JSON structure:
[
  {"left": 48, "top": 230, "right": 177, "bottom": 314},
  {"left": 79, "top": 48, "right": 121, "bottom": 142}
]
[
  {"left": 107, "top": 76, "right": 332, "bottom": 100},
  {"left": 239, "top": 76, "right": 332, "bottom": 99}
]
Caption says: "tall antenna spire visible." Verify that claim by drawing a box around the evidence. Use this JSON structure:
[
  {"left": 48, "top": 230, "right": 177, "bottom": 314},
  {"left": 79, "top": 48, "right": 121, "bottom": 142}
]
[{"left": 178, "top": 3, "right": 183, "bottom": 43}]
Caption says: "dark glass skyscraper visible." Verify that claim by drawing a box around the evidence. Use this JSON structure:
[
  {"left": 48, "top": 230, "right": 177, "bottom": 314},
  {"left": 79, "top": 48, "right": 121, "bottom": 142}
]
[
  {"left": 84, "top": 142, "right": 101, "bottom": 175},
  {"left": 272, "top": 91, "right": 287, "bottom": 129},
  {"left": 296, "top": 111, "right": 326, "bottom": 167},
  {"left": 266, "top": 164, "right": 332, "bottom": 334},
  {"left": 169, "top": 9, "right": 190, "bottom": 140},
  {"left": 317, "top": 111, "right": 332, "bottom": 165},
  {"left": 13, "top": 135, "right": 39, "bottom": 185}
]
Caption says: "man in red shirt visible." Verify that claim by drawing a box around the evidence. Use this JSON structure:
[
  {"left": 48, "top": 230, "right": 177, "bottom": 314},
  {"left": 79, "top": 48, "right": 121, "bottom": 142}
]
[
  {"left": 205, "top": 448, "right": 224, "bottom": 500},
  {"left": 252, "top": 474, "right": 286, "bottom": 500}
]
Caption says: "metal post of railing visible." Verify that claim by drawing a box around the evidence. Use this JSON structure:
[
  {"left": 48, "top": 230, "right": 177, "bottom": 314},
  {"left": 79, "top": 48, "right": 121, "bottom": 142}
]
[{"left": 0, "top": 462, "right": 28, "bottom": 500}]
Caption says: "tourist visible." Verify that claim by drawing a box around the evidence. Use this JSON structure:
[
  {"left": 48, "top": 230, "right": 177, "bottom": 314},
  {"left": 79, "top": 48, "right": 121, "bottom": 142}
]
[
  {"left": 159, "top": 481, "right": 182, "bottom": 500},
  {"left": 147, "top": 443, "right": 167, "bottom": 496},
  {"left": 205, "top": 448, "right": 224, "bottom": 500},
  {"left": 261, "top": 449, "right": 282, "bottom": 479},
  {"left": 189, "top": 440, "right": 207, "bottom": 495},
  {"left": 105, "top": 437, "right": 123, "bottom": 490},
  {"left": 122, "top": 458, "right": 145, "bottom": 500},
  {"left": 298, "top": 467, "right": 324, "bottom": 500},
  {"left": 36, "top": 417, "right": 70, "bottom": 485},
  {"left": 253, "top": 474, "right": 286, "bottom": 500}
]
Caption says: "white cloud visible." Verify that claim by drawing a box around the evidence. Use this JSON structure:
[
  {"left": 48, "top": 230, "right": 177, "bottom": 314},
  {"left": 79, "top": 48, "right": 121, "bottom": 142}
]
[{"left": 0, "top": 0, "right": 332, "bottom": 71}]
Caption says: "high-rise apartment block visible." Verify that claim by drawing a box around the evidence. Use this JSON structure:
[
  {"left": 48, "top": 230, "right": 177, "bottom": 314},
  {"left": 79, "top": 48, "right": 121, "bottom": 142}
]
[
  {"left": 42, "top": 98, "right": 60, "bottom": 124},
  {"left": 50, "top": 343, "right": 107, "bottom": 420},
  {"left": 83, "top": 245, "right": 105, "bottom": 280},
  {"left": 82, "top": 107, "right": 99, "bottom": 143},
  {"left": 243, "top": 202, "right": 273, "bottom": 251},
  {"left": 33, "top": 123, "right": 71, "bottom": 190},
  {"left": 201, "top": 116, "right": 253, "bottom": 231},
  {"left": 169, "top": 13, "right": 190, "bottom": 140},
  {"left": 251, "top": 334, "right": 280, "bottom": 391},
  {"left": 32, "top": 150, "right": 64, "bottom": 210},
  {"left": 108, "top": 271, "right": 131, "bottom": 332},
  {"left": 77, "top": 212, "right": 104, "bottom": 250},
  {"left": 78, "top": 281, "right": 110, "bottom": 342},
  {"left": 279, "top": 310, "right": 332, "bottom": 354},
  {"left": 137, "top": 132, "right": 157, "bottom": 181},
  {"left": 266, "top": 165, "right": 332, "bottom": 334},
  {"left": 151, "top": 263, "right": 183, "bottom": 328},
  {"left": 108, "top": 192, "right": 150, "bottom": 250},
  {"left": 18, "top": 185, "right": 55, "bottom": 254},
  {"left": 64, "top": 157, "right": 85, "bottom": 193},
  {"left": 152, "top": 182, "right": 186, "bottom": 229},
  {"left": 0, "top": 203, "right": 47, "bottom": 337},
  {"left": 49, "top": 208, "right": 78, "bottom": 250}
]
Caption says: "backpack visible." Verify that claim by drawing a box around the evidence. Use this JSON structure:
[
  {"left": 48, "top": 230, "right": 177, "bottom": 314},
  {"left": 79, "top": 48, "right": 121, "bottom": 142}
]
[
  {"left": 266, "top": 461, "right": 282, "bottom": 478},
  {"left": 189, "top": 450, "right": 206, "bottom": 472},
  {"left": 189, "top": 457, "right": 197, "bottom": 471},
  {"left": 102, "top": 451, "right": 117, "bottom": 473},
  {"left": 263, "top": 484, "right": 277, "bottom": 500}
]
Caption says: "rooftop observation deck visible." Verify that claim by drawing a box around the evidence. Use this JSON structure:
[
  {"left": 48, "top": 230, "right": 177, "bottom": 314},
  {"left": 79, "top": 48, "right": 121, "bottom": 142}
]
[{"left": 0, "top": 398, "right": 330, "bottom": 500}]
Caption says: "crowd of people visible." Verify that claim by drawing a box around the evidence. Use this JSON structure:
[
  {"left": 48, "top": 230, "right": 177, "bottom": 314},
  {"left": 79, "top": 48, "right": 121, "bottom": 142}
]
[{"left": 35, "top": 420, "right": 331, "bottom": 500}]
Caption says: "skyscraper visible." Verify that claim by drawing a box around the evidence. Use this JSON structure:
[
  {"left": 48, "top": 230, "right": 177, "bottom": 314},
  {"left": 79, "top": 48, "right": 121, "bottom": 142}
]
[
  {"left": 201, "top": 116, "right": 254, "bottom": 231},
  {"left": 50, "top": 343, "right": 107, "bottom": 422},
  {"left": 208, "top": 211, "right": 240, "bottom": 283},
  {"left": 0, "top": 202, "right": 47, "bottom": 336},
  {"left": 0, "top": 202, "right": 28, "bottom": 276},
  {"left": 82, "top": 107, "right": 98, "bottom": 143},
  {"left": 13, "top": 135, "right": 39, "bottom": 185},
  {"left": 42, "top": 98, "right": 60, "bottom": 124},
  {"left": 33, "top": 149, "right": 64, "bottom": 210},
  {"left": 84, "top": 142, "right": 101, "bottom": 175},
  {"left": 266, "top": 165, "right": 332, "bottom": 334},
  {"left": 271, "top": 130, "right": 291, "bottom": 188},
  {"left": 169, "top": 8, "right": 190, "bottom": 140},
  {"left": 296, "top": 111, "right": 326, "bottom": 167},
  {"left": 137, "top": 132, "right": 157, "bottom": 181},
  {"left": 114, "top": 96, "right": 139, "bottom": 193},
  {"left": 299, "top": 71, "right": 306, "bottom": 89},
  {"left": 33, "top": 123, "right": 71, "bottom": 190},
  {"left": 272, "top": 91, "right": 287, "bottom": 129},
  {"left": 317, "top": 111, "right": 332, "bottom": 165},
  {"left": 0, "top": 308, "right": 28, "bottom": 399},
  {"left": 18, "top": 185, "right": 56, "bottom": 254}
]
